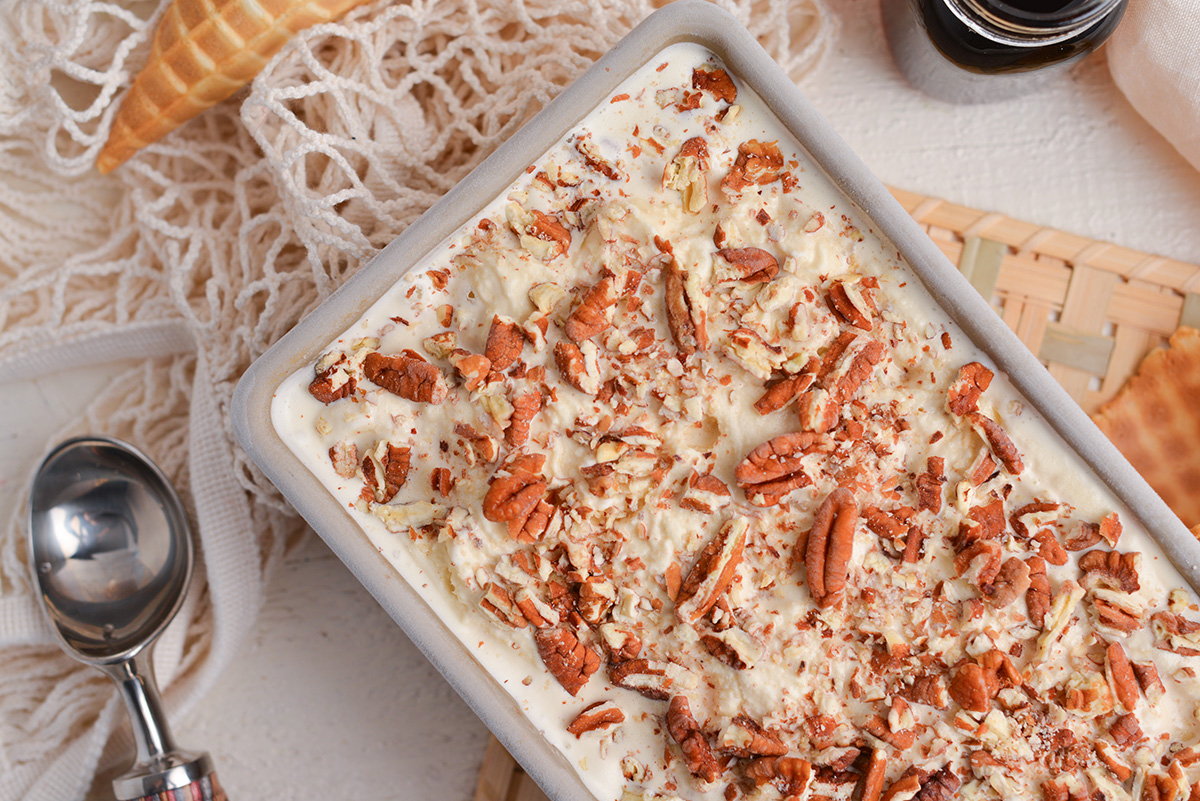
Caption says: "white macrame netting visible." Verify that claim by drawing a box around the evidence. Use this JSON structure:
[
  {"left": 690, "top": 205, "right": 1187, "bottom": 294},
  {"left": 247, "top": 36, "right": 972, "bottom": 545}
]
[{"left": 0, "top": 0, "right": 833, "bottom": 798}]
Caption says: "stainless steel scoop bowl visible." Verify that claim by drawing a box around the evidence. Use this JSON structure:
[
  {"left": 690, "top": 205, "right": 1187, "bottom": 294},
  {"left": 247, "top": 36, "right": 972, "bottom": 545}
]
[{"left": 28, "top": 436, "right": 225, "bottom": 801}]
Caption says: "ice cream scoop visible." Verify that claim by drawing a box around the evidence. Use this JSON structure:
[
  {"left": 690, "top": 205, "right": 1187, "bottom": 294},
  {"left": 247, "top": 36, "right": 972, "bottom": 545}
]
[{"left": 28, "top": 436, "right": 226, "bottom": 801}]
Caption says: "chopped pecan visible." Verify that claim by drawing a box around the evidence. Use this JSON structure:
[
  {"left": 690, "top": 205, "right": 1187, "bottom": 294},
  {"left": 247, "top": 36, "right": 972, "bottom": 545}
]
[
  {"left": 1079, "top": 550, "right": 1141, "bottom": 592},
  {"left": 1132, "top": 660, "right": 1165, "bottom": 704},
  {"left": 692, "top": 66, "right": 737, "bottom": 102},
  {"left": 1142, "top": 773, "right": 1181, "bottom": 801},
  {"left": 967, "top": 448, "right": 998, "bottom": 486},
  {"left": 1095, "top": 739, "right": 1133, "bottom": 781},
  {"left": 455, "top": 422, "right": 498, "bottom": 463},
  {"left": 565, "top": 275, "right": 617, "bottom": 342},
  {"left": 679, "top": 471, "right": 732, "bottom": 514},
  {"left": 968, "top": 412, "right": 1024, "bottom": 474},
  {"left": 747, "top": 757, "right": 812, "bottom": 797},
  {"left": 882, "top": 768, "right": 926, "bottom": 801},
  {"left": 903, "top": 525, "right": 925, "bottom": 564},
  {"left": 553, "top": 340, "right": 600, "bottom": 396},
  {"left": 609, "top": 658, "right": 674, "bottom": 700},
  {"left": 677, "top": 517, "right": 749, "bottom": 624},
  {"left": 526, "top": 211, "right": 571, "bottom": 259},
  {"left": 513, "top": 587, "right": 557, "bottom": 628},
  {"left": 719, "top": 715, "right": 787, "bottom": 758},
  {"left": 483, "top": 467, "right": 549, "bottom": 541},
  {"left": 1061, "top": 670, "right": 1114, "bottom": 717},
  {"left": 947, "top": 362, "right": 994, "bottom": 416},
  {"left": 912, "top": 766, "right": 961, "bottom": 801},
  {"left": 1100, "top": 512, "right": 1123, "bottom": 547},
  {"left": 1041, "top": 778, "right": 1069, "bottom": 801},
  {"left": 309, "top": 355, "right": 355, "bottom": 403},
  {"left": 863, "top": 506, "right": 909, "bottom": 542},
  {"left": 985, "top": 556, "right": 1031, "bottom": 608},
  {"left": 949, "top": 661, "right": 998, "bottom": 713},
  {"left": 573, "top": 135, "right": 622, "bottom": 180},
  {"left": 805, "top": 487, "right": 858, "bottom": 609},
  {"left": 978, "top": 649, "right": 1022, "bottom": 688},
  {"left": 1106, "top": 641, "right": 1139, "bottom": 712},
  {"left": 534, "top": 627, "right": 600, "bottom": 697},
  {"left": 566, "top": 700, "right": 624, "bottom": 737},
  {"left": 1063, "top": 521, "right": 1102, "bottom": 551},
  {"left": 485, "top": 315, "right": 524, "bottom": 370},
  {"left": 430, "top": 467, "right": 455, "bottom": 498},
  {"left": 662, "top": 136, "right": 710, "bottom": 214},
  {"left": 954, "top": 539, "right": 1002, "bottom": 588},
  {"left": 916, "top": 456, "right": 945, "bottom": 513},
  {"left": 577, "top": 577, "right": 616, "bottom": 625},
  {"left": 598, "top": 623, "right": 641, "bottom": 662},
  {"left": 1109, "top": 712, "right": 1144, "bottom": 748},
  {"left": 754, "top": 371, "right": 815, "bottom": 415},
  {"left": 827, "top": 280, "right": 875, "bottom": 331},
  {"left": 701, "top": 634, "right": 747, "bottom": 670},
  {"left": 505, "top": 388, "right": 541, "bottom": 447},
  {"left": 363, "top": 350, "right": 448, "bottom": 404},
  {"left": 664, "top": 257, "right": 708, "bottom": 355},
  {"left": 449, "top": 350, "right": 491, "bottom": 391},
  {"left": 859, "top": 750, "right": 887, "bottom": 801},
  {"left": 480, "top": 583, "right": 527, "bottom": 628},
  {"left": 1033, "top": 530, "right": 1069, "bottom": 566},
  {"left": 901, "top": 675, "right": 948, "bottom": 709},
  {"left": 717, "top": 247, "right": 779, "bottom": 284},
  {"left": 1152, "top": 611, "right": 1200, "bottom": 656},
  {"left": 361, "top": 443, "right": 411, "bottom": 503},
  {"left": 1027, "top": 555, "right": 1051, "bottom": 628},
  {"left": 735, "top": 432, "right": 820, "bottom": 506},
  {"left": 959, "top": 497, "right": 1006, "bottom": 547},
  {"left": 863, "top": 715, "right": 914, "bottom": 750},
  {"left": 1094, "top": 596, "right": 1143, "bottom": 635},
  {"left": 722, "top": 139, "right": 784, "bottom": 194},
  {"left": 328, "top": 440, "right": 359, "bottom": 479},
  {"left": 666, "top": 695, "right": 719, "bottom": 782}
]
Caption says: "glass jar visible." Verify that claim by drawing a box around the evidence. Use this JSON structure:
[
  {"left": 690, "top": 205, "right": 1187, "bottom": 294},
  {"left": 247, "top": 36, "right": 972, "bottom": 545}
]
[{"left": 881, "top": 0, "right": 1127, "bottom": 103}]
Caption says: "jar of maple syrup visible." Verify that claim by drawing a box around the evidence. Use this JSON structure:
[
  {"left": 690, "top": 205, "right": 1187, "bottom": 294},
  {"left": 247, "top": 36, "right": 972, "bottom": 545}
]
[{"left": 882, "top": 0, "right": 1127, "bottom": 103}]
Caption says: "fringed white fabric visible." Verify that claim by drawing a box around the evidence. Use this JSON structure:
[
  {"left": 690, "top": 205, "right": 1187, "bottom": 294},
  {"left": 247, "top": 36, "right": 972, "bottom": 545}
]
[{"left": 0, "top": 1, "right": 833, "bottom": 797}]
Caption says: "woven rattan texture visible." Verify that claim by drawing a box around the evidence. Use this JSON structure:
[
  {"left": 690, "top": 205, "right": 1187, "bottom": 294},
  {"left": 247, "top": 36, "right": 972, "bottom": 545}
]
[{"left": 888, "top": 187, "right": 1200, "bottom": 415}]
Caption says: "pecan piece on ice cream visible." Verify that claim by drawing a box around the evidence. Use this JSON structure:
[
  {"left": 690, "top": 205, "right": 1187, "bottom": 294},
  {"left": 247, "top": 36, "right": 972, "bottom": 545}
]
[
  {"left": 719, "top": 715, "right": 788, "bottom": 758},
  {"left": 363, "top": 350, "right": 448, "bottom": 404},
  {"left": 309, "top": 355, "right": 354, "bottom": 403},
  {"left": 968, "top": 412, "right": 1023, "bottom": 475},
  {"left": 947, "top": 362, "right": 994, "bottom": 416},
  {"left": 526, "top": 211, "right": 571, "bottom": 260},
  {"left": 534, "top": 627, "right": 600, "bottom": 697},
  {"left": 746, "top": 757, "right": 812, "bottom": 797},
  {"left": 805, "top": 487, "right": 858, "bottom": 609},
  {"left": 677, "top": 517, "right": 748, "bottom": 624},
  {"left": 754, "top": 371, "right": 815, "bottom": 415},
  {"left": 484, "top": 315, "right": 524, "bottom": 371},
  {"left": 566, "top": 700, "right": 624, "bottom": 737},
  {"left": 608, "top": 658, "right": 674, "bottom": 700},
  {"left": 722, "top": 139, "right": 784, "bottom": 194},
  {"left": 565, "top": 275, "right": 618, "bottom": 342},
  {"left": 692, "top": 66, "right": 737, "bottom": 103},
  {"left": 717, "top": 247, "right": 779, "bottom": 284},
  {"left": 1026, "top": 555, "right": 1051, "bottom": 628},
  {"left": 949, "top": 662, "right": 998, "bottom": 713},
  {"left": 912, "top": 766, "right": 961, "bottom": 801},
  {"left": 664, "top": 257, "right": 708, "bottom": 355},
  {"left": 504, "top": 388, "right": 542, "bottom": 447},
  {"left": 735, "top": 432, "right": 821, "bottom": 506},
  {"left": 666, "top": 695, "right": 719, "bottom": 783},
  {"left": 984, "top": 556, "right": 1031, "bottom": 608},
  {"left": 1106, "top": 641, "right": 1140, "bottom": 712},
  {"left": 360, "top": 443, "right": 412, "bottom": 504},
  {"left": 483, "top": 462, "right": 551, "bottom": 542},
  {"left": 1079, "top": 549, "right": 1141, "bottom": 592}
]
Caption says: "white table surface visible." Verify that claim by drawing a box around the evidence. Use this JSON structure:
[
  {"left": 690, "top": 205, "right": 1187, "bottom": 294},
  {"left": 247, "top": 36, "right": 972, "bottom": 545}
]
[{"left": 4, "top": 1, "right": 1200, "bottom": 799}]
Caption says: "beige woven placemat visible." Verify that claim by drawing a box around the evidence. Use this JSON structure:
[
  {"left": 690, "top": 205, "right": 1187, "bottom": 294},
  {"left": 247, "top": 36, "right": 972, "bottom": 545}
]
[{"left": 471, "top": 186, "right": 1200, "bottom": 801}]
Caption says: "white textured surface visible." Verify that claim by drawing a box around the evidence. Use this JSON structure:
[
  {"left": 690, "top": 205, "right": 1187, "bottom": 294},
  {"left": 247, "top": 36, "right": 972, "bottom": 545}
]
[{"left": 1, "top": 2, "right": 1198, "bottom": 800}]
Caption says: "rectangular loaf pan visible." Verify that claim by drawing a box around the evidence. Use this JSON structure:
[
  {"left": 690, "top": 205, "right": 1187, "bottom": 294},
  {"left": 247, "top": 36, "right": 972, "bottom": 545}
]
[{"left": 232, "top": 3, "right": 1200, "bottom": 798}]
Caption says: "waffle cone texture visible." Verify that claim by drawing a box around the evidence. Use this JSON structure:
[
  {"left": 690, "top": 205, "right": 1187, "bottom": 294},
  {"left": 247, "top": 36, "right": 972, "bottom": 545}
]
[{"left": 97, "top": 0, "right": 369, "bottom": 173}]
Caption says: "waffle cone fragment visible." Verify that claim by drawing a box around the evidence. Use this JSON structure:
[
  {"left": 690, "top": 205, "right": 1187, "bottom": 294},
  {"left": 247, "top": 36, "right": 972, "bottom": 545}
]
[
  {"left": 97, "top": 0, "right": 369, "bottom": 174},
  {"left": 1092, "top": 327, "right": 1200, "bottom": 530}
]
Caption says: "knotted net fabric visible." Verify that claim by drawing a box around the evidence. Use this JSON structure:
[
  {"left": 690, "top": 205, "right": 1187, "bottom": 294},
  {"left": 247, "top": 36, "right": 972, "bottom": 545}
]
[{"left": 0, "top": 0, "right": 833, "bottom": 797}]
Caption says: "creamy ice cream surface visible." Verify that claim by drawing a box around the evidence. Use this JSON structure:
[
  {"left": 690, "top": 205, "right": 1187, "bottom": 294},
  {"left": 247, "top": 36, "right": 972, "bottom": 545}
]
[{"left": 272, "top": 42, "right": 1200, "bottom": 801}]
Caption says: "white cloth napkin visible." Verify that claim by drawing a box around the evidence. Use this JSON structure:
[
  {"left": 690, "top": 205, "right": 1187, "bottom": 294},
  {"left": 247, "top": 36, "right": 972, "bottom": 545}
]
[{"left": 1108, "top": 0, "right": 1200, "bottom": 173}]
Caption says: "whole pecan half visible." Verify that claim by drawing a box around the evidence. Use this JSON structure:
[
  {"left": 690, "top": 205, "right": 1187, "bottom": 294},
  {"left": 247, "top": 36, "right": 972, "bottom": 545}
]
[
  {"left": 677, "top": 517, "right": 748, "bottom": 624},
  {"left": 504, "top": 388, "right": 542, "bottom": 447},
  {"left": 949, "top": 661, "right": 998, "bottom": 713},
  {"left": 534, "top": 627, "right": 600, "bottom": 697},
  {"left": 1106, "top": 641, "right": 1139, "bottom": 712},
  {"left": 746, "top": 757, "right": 812, "bottom": 798},
  {"left": 663, "top": 257, "right": 708, "bottom": 355},
  {"left": 566, "top": 700, "right": 624, "bottom": 737},
  {"left": 1026, "top": 555, "right": 1051, "bottom": 628},
  {"left": 717, "top": 247, "right": 779, "bottom": 284},
  {"left": 947, "top": 362, "right": 994, "bottom": 416},
  {"left": 805, "top": 487, "right": 858, "bottom": 609},
  {"left": 485, "top": 315, "right": 524, "bottom": 370},
  {"left": 483, "top": 467, "right": 550, "bottom": 542},
  {"left": 565, "top": 275, "right": 617, "bottom": 342},
  {"left": 360, "top": 443, "right": 412, "bottom": 504},
  {"left": 968, "top": 412, "right": 1023, "bottom": 474},
  {"left": 363, "top": 350, "right": 448, "bottom": 404},
  {"left": 1079, "top": 549, "right": 1140, "bottom": 592},
  {"left": 984, "top": 556, "right": 1031, "bottom": 608},
  {"left": 720, "top": 715, "right": 787, "bottom": 758},
  {"left": 735, "top": 432, "right": 821, "bottom": 506},
  {"left": 692, "top": 66, "right": 737, "bottom": 103},
  {"left": 666, "top": 695, "right": 719, "bottom": 783}
]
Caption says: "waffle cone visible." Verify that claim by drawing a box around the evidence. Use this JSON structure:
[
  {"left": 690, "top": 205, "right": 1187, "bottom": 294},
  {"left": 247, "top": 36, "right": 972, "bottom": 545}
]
[
  {"left": 97, "top": 0, "right": 369, "bottom": 173},
  {"left": 1092, "top": 327, "right": 1200, "bottom": 530}
]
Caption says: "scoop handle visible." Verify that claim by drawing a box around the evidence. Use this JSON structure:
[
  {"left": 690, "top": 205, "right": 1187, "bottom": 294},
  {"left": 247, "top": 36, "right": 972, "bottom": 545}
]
[{"left": 128, "top": 770, "right": 226, "bottom": 801}]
